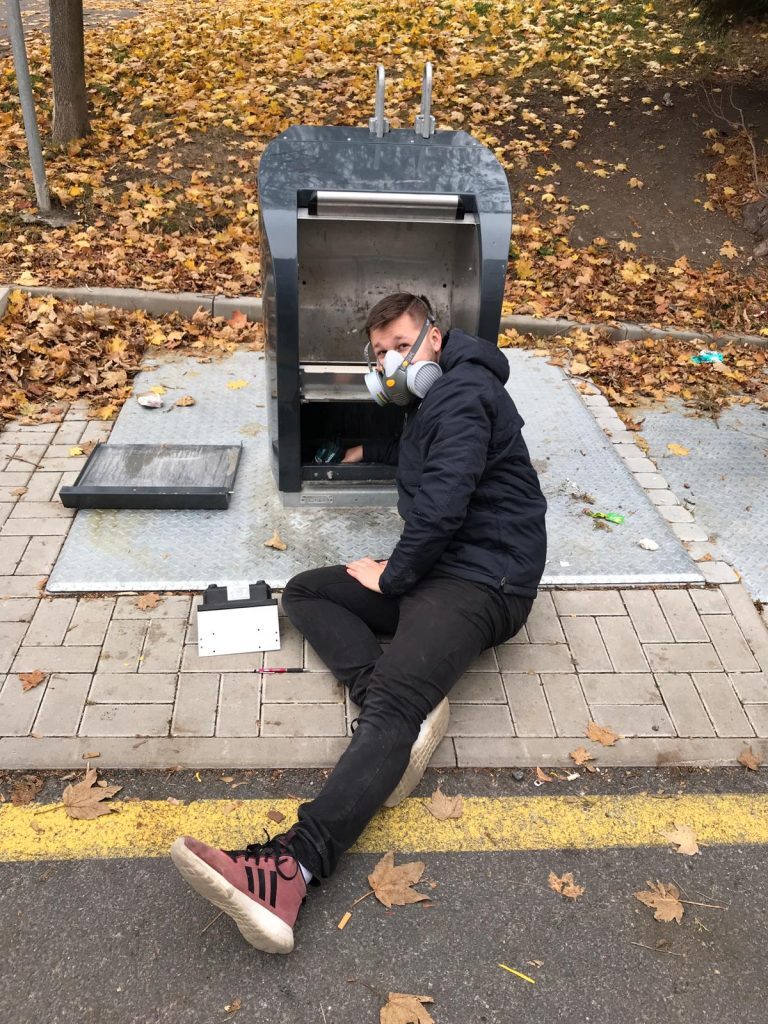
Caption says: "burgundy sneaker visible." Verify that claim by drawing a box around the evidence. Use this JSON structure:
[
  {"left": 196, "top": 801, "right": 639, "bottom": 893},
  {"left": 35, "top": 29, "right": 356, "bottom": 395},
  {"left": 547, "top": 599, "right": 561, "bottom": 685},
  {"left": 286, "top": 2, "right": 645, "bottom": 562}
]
[{"left": 170, "top": 832, "right": 307, "bottom": 953}]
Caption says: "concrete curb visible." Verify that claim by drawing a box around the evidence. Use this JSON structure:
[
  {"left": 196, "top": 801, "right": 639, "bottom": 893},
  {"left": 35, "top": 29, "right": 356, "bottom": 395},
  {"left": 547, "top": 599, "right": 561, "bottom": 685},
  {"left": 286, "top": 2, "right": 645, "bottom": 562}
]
[{"left": 2, "top": 283, "right": 767, "bottom": 347}]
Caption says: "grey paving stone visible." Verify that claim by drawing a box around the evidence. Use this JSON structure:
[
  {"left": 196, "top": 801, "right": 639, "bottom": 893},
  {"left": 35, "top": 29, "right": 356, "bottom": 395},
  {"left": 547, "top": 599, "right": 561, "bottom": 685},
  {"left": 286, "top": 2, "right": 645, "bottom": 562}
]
[
  {"left": 23, "top": 597, "right": 77, "bottom": 646},
  {"left": 33, "top": 674, "right": 92, "bottom": 735},
  {"left": 655, "top": 673, "right": 715, "bottom": 737},
  {"left": 90, "top": 672, "right": 177, "bottom": 704},
  {"left": 596, "top": 616, "right": 649, "bottom": 672},
  {"left": 506, "top": 623, "right": 529, "bottom": 644},
  {"left": 561, "top": 618, "right": 612, "bottom": 672},
  {"left": 647, "top": 489, "right": 678, "bottom": 506},
  {"left": 658, "top": 505, "right": 694, "bottom": 524},
  {"left": 692, "top": 673, "right": 755, "bottom": 737},
  {"left": 0, "top": 671, "right": 46, "bottom": 735},
  {"left": 97, "top": 620, "right": 148, "bottom": 673},
  {"left": 623, "top": 457, "right": 658, "bottom": 473},
  {"left": 446, "top": 704, "right": 514, "bottom": 737},
  {"left": 0, "top": 621, "right": 29, "bottom": 673},
  {"left": 468, "top": 647, "right": 499, "bottom": 671},
  {"left": 591, "top": 704, "right": 675, "bottom": 736},
  {"left": 690, "top": 590, "right": 730, "bottom": 615},
  {"left": 172, "top": 673, "right": 219, "bottom": 737},
  {"left": 140, "top": 618, "right": 186, "bottom": 673},
  {"left": 496, "top": 643, "right": 574, "bottom": 673},
  {"left": 449, "top": 671, "right": 506, "bottom": 703},
  {"left": 634, "top": 473, "right": 668, "bottom": 489},
  {"left": 264, "top": 619, "right": 304, "bottom": 669},
  {"left": 113, "top": 595, "right": 192, "bottom": 620},
  {"left": 700, "top": 562, "right": 739, "bottom": 584},
  {"left": 0, "top": 576, "right": 44, "bottom": 598},
  {"left": 38, "top": 457, "right": 86, "bottom": 473},
  {"left": 0, "top": 537, "right": 28, "bottom": 575},
  {"left": 701, "top": 615, "right": 759, "bottom": 672},
  {"left": 65, "top": 598, "right": 114, "bottom": 646},
  {"left": 261, "top": 703, "right": 346, "bottom": 737},
  {"left": 263, "top": 671, "right": 344, "bottom": 703},
  {"left": 53, "top": 421, "right": 87, "bottom": 446},
  {"left": 540, "top": 673, "right": 590, "bottom": 736},
  {"left": 644, "top": 643, "right": 722, "bottom": 673},
  {"left": 0, "top": 505, "right": 11, "bottom": 527},
  {"left": 671, "top": 522, "right": 710, "bottom": 542},
  {"left": 10, "top": 443, "right": 48, "bottom": 466},
  {"left": 656, "top": 590, "right": 708, "bottom": 642},
  {"left": 16, "top": 535, "right": 63, "bottom": 575},
  {"left": 79, "top": 703, "right": 172, "bottom": 737},
  {"left": 12, "top": 645, "right": 99, "bottom": 674},
  {"left": 0, "top": 598, "right": 38, "bottom": 622},
  {"left": 17, "top": 473, "right": 62, "bottom": 503},
  {"left": 729, "top": 673, "right": 768, "bottom": 703},
  {"left": 0, "top": 477, "right": 33, "bottom": 503},
  {"left": 8, "top": 501, "right": 73, "bottom": 519},
  {"left": 180, "top": 644, "right": 263, "bottom": 673},
  {"left": 579, "top": 672, "right": 661, "bottom": 704},
  {"left": 606, "top": 429, "right": 638, "bottom": 445},
  {"left": 80, "top": 422, "right": 112, "bottom": 444},
  {"left": 553, "top": 590, "right": 625, "bottom": 616},
  {"left": 525, "top": 592, "right": 564, "bottom": 643},
  {"left": 720, "top": 584, "right": 768, "bottom": 674},
  {"left": 620, "top": 590, "right": 673, "bottom": 643},
  {"left": 1, "top": 517, "right": 71, "bottom": 536},
  {"left": 502, "top": 673, "right": 555, "bottom": 736},
  {"left": 744, "top": 705, "right": 768, "bottom": 737},
  {"left": 216, "top": 673, "right": 261, "bottom": 737}
]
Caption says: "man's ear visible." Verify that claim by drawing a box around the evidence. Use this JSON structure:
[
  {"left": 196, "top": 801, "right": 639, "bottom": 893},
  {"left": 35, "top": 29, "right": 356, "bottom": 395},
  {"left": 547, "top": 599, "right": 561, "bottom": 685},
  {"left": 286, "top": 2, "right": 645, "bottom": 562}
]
[{"left": 430, "top": 325, "right": 442, "bottom": 352}]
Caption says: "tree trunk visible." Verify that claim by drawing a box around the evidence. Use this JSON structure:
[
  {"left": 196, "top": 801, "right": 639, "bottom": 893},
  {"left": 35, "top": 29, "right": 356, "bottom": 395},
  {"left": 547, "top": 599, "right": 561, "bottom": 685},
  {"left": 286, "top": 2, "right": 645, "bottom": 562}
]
[{"left": 49, "top": 0, "right": 90, "bottom": 144}]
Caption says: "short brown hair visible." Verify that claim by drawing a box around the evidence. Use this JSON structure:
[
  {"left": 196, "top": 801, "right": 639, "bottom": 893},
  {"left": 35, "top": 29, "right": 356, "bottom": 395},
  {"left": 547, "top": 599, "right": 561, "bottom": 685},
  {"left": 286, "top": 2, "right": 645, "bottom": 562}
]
[{"left": 364, "top": 293, "right": 436, "bottom": 339}]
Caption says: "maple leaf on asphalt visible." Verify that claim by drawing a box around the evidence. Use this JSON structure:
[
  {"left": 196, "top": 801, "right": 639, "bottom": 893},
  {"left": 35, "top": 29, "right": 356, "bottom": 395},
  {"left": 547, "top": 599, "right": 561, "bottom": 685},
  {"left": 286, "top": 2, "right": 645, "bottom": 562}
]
[
  {"left": 570, "top": 746, "right": 595, "bottom": 766},
  {"left": 634, "top": 881, "right": 684, "bottom": 924},
  {"left": 424, "top": 785, "right": 463, "bottom": 821},
  {"left": 660, "top": 823, "right": 700, "bottom": 856},
  {"left": 548, "top": 871, "right": 585, "bottom": 900},
  {"left": 62, "top": 767, "right": 122, "bottom": 820},
  {"left": 586, "top": 721, "right": 621, "bottom": 746},
  {"left": 380, "top": 992, "right": 435, "bottom": 1024},
  {"left": 368, "top": 851, "right": 429, "bottom": 909}
]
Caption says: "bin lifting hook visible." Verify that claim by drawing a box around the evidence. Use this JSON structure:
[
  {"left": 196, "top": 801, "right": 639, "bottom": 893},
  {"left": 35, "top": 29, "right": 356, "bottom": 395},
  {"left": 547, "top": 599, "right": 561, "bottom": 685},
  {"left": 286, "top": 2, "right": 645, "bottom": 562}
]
[{"left": 368, "top": 62, "right": 436, "bottom": 140}]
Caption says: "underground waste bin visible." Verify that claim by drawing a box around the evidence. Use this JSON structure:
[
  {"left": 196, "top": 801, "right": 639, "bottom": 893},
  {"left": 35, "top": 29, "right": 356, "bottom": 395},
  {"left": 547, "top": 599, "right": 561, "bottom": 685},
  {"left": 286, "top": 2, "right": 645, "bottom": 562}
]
[{"left": 258, "top": 63, "right": 512, "bottom": 506}]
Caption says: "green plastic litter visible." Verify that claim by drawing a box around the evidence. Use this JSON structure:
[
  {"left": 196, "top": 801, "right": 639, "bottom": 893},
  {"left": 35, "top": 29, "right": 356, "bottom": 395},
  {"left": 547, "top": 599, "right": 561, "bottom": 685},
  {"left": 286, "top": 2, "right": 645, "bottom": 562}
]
[
  {"left": 585, "top": 510, "right": 625, "bottom": 525},
  {"left": 690, "top": 350, "right": 724, "bottom": 365}
]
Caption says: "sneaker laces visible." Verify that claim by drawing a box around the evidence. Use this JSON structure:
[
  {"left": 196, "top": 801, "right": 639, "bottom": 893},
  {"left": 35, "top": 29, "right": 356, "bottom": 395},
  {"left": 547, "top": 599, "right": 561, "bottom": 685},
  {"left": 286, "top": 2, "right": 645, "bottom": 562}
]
[{"left": 224, "top": 829, "right": 299, "bottom": 881}]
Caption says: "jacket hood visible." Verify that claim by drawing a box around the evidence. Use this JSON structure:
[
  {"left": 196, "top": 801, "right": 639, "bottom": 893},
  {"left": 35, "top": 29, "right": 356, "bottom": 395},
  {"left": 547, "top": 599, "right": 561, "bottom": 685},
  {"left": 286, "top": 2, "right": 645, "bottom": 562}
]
[{"left": 438, "top": 329, "right": 510, "bottom": 384}]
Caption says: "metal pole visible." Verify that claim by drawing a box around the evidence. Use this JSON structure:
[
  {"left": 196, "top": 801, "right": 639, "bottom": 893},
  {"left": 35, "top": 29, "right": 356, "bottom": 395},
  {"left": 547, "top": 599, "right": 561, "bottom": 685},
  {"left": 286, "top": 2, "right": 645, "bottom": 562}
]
[{"left": 6, "top": 0, "right": 52, "bottom": 213}]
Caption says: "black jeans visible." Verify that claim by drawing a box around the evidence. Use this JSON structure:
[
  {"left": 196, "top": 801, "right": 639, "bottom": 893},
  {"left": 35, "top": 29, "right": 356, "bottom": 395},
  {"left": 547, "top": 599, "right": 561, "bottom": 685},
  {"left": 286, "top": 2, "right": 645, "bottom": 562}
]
[{"left": 280, "top": 565, "right": 532, "bottom": 879}]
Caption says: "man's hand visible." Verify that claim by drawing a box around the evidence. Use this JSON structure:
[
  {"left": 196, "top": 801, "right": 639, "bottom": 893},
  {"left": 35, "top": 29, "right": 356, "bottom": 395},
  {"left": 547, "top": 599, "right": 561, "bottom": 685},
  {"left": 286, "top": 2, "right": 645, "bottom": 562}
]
[
  {"left": 341, "top": 445, "right": 364, "bottom": 464},
  {"left": 345, "top": 557, "right": 387, "bottom": 593}
]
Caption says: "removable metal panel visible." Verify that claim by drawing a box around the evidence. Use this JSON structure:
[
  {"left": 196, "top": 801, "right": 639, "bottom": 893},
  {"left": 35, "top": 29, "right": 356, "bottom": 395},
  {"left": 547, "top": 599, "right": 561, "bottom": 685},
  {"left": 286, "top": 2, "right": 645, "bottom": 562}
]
[
  {"left": 638, "top": 399, "right": 768, "bottom": 601},
  {"left": 47, "top": 349, "right": 702, "bottom": 593},
  {"left": 197, "top": 605, "right": 280, "bottom": 657}
]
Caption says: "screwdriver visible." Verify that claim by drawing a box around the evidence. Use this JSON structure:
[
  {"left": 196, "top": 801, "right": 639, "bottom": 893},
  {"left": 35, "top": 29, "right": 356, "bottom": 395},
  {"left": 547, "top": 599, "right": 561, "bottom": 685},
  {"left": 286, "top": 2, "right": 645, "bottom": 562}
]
[{"left": 257, "top": 667, "right": 306, "bottom": 674}]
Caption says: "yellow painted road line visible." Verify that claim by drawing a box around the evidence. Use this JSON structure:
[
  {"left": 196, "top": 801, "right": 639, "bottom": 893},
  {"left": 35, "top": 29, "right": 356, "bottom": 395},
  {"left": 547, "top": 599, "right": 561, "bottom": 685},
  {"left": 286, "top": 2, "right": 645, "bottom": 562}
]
[{"left": 2, "top": 794, "right": 768, "bottom": 863}]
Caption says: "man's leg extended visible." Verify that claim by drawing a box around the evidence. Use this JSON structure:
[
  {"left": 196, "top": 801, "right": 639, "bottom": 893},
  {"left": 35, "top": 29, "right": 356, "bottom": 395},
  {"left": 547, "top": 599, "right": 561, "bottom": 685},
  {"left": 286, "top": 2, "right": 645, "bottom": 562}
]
[{"left": 287, "top": 575, "right": 532, "bottom": 879}]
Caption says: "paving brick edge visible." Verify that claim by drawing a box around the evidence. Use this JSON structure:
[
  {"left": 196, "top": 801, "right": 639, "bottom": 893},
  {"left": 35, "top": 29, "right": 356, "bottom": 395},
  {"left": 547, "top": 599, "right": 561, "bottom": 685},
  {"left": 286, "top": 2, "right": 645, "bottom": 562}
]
[
  {"left": 1, "top": 284, "right": 766, "bottom": 348},
  {"left": 0, "top": 735, "right": 765, "bottom": 770}
]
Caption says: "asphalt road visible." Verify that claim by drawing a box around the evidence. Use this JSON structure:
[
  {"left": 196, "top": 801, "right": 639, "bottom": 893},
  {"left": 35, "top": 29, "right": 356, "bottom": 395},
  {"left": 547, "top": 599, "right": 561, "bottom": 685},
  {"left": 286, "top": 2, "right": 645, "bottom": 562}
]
[{"left": 1, "top": 767, "right": 767, "bottom": 1024}]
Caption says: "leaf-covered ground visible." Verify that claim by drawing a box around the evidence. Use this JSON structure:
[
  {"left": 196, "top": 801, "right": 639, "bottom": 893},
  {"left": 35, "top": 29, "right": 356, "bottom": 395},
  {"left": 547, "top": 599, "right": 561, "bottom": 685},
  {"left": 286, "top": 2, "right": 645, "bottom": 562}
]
[{"left": 1, "top": 0, "right": 767, "bottom": 335}]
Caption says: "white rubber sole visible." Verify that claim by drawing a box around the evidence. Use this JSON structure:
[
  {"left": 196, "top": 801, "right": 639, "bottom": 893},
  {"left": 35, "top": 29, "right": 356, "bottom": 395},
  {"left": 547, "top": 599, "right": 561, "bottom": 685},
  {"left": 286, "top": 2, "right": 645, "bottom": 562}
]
[
  {"left": 170, "top": 838, "right": 295, "bottom": 954},
  {"left": 384, "top": 697, "right": 450, "bottom": 808}
]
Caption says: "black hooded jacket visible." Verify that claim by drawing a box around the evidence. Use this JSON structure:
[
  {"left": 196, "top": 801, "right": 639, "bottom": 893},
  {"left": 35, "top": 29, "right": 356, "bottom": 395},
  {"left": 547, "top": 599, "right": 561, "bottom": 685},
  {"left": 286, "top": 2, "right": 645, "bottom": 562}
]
[{"left": 362, "top": 328, "right": 547, "bottom": 598}]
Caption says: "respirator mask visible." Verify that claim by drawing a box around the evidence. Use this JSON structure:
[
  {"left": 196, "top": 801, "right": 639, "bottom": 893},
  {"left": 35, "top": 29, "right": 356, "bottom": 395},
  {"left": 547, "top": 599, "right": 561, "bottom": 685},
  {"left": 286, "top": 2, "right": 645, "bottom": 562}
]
[{"left": 363, "top": 317, "right": 443, "bottom": 407}]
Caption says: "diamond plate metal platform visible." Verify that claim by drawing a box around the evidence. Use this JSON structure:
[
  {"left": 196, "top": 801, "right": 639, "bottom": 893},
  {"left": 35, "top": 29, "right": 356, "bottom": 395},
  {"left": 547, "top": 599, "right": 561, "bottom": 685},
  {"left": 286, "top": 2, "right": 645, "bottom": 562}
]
[
  {"left": 639, "top": 399, "right": 768, "bottom": 601},
  {"left": 47, "top": 349, "right": 701, "bottom": 592}
]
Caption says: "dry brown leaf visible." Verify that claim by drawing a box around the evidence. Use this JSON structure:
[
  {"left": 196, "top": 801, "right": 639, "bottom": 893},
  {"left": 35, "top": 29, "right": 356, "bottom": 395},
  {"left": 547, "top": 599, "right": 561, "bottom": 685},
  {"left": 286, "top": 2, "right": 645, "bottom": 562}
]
[
  {"left": 223, "top": 997, "right": 242, "bottom": 1013},
  {"left": 424, "top": 785, "right": 463, "bottom": 820},
  {"left": 136, "top": 592, "right": 162, "bottom": 610},
  {"left": 368, "top": 851, "right": 429, "bottom": 909},
  {"left": 738, "top": 746, "right": 762, "bottom": 771},
  {"left": 264, "top": 529, "right": 287, "bottom": 551},
  {"left": 380, "top": 993, "right": 435, "bottom": 1024},
  {"left": 11, "top": 487, "right": 28, "bottom": 497},
  {"left": 570, "top": 358, "right": 590, "bottom": 376},
  {"left": 19, "top": 670, "right": 47, "bottom": 691},
  {"left": 228, "top": 311, "right": 249, "bottom": 329},
  {"left": 667, "top": 443, "right": 690, "bottom": 456},
  {"left": 660, "top": 823, "right": 700, "bottom": 856},
  {"left": 586, "top": 721, "right": 621, "bottom": 746},
  {"left": 535, "top": 766, "right": 555, "bottom": 783},
  {"left": 569, "top": 746, "right": 595, "bottom": 766},
  {"left": 62, "top": 767, "right": 122, "bottom": 820},
  {"left": 634, "top": 880, "right": 684, "bottom": 923},
  {"left": 266, "top": 808, "right": 285, "bottom": 824},
  {"left": 548, "top": 871, "right": 585, "bottom": 900},
  {"left": 175, "top": 395, "right": 196, "bottom": 407},
  {"left": 10, "top": 775, "right": 43, "bottom": 805}
]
